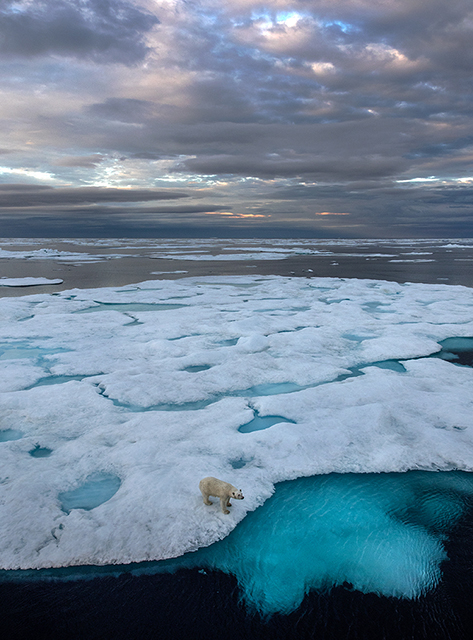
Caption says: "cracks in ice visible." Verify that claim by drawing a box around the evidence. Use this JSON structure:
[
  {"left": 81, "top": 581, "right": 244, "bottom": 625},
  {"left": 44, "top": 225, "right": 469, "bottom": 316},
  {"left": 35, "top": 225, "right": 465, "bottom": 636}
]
[
  {"left": 123, "top": 313, "right": 143, "bottom": 326},
  {"left": 51, "top": 524, "right": 64, "bottom": 542}
]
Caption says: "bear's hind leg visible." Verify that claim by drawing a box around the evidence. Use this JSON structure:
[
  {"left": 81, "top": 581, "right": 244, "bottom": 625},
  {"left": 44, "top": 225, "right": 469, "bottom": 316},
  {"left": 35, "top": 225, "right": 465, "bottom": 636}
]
[{"left": 201, "top": 492, "right": 213, "bottom": 506}]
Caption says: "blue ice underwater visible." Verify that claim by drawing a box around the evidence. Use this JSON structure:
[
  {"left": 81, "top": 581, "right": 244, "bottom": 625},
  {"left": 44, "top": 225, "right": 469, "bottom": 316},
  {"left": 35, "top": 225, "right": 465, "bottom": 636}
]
[
  {"left": 139, "top": 471, "right": 473, "bottom": 616},
  {"left": 5, "top": 470, "right": 473, "bottom": 617}
]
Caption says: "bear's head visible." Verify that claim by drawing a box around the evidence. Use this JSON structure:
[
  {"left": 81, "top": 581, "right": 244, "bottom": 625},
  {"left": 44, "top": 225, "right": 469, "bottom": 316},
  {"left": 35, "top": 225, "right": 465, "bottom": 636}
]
[{"left": 232, "top": 489, "right": 244, "bottom": 500}]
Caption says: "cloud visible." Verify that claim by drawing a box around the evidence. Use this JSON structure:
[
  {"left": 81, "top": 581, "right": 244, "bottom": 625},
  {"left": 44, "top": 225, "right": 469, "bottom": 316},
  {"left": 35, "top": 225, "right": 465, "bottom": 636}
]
[
  {"left": 1, "top": 0, "right": 473, "bottom": 237},
  {"left": 54, "top": 155, "right": 106, "bottom": 168},
  {"left": 86, "top": 98, "right": 156, "bottom": 123},
  {"left": 0, "top": 0, "right": 159, "bottom": 63},
  {"left": 0, "top": 185, "right": 191, "bottom": 208},
  {"left": 178, "top": 153, "right": 406, "bottom": 181},
  {"left": 315, "top": 211, "right": 350, "bottom": 216}
]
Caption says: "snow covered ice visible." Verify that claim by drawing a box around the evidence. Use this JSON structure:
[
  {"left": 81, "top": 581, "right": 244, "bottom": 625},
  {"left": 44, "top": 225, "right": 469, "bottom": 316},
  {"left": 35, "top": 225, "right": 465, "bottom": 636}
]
[{"left": 1, "top": 274, "right": 473, "bottom": 613}]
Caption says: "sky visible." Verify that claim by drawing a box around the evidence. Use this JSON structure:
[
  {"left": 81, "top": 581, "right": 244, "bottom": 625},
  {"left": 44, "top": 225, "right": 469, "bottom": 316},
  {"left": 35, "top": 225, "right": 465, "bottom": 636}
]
[{"left": 1, "top": 0, "right": 473, "bottom": 239}]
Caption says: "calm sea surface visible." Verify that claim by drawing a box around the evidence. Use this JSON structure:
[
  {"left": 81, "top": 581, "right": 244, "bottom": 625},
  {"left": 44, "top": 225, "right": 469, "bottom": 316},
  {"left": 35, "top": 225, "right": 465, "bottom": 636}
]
[{"left": 1, "top": 238, "right": 473, "bottom": 295}]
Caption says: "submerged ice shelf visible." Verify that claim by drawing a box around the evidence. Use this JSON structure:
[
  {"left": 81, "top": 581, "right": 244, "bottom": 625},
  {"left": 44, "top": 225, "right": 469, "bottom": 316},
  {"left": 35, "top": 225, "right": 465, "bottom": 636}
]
[
  {"left": 1, "top": 275, "right": 473, "bottom": 583},
  {"left": 157, "top": 471, "right": 473, "bottom": 615}
]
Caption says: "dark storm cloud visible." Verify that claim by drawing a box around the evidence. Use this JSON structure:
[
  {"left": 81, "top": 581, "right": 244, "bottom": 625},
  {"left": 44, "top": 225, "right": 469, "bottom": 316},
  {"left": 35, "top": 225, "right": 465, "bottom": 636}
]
[
  {"left": 405, "top": 136, "right": 473, "bottom": 159},
  {"left": 0, "top": 185, "right": 190, "bottom": 208},
  {"left": 0, "top": 198, "right": 232, "bottom": 237},
  {"left": 0, "top": 0, "right": 159, "bottom": 63},
  {"left": 179, "top": 154, "right": 406, "bottom": 181},
  {"left": 86, "top": 98, "right": 156, "bottom": 123},
  {"left": 16, "top": 203, "right": 227, "bottom": 216}
]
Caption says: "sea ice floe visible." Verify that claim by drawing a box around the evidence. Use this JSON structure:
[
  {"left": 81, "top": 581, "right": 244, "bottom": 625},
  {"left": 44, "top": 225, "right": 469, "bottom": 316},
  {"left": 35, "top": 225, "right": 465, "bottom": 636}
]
[
  {"left": 0, "top": 248, "right": 125, "bottom": 263},
  {"left": 0, "top": 275, "right": 473, "bottom": 575},
  {"left": 0, "top": 278, "right": 63, "bottom": 287}
]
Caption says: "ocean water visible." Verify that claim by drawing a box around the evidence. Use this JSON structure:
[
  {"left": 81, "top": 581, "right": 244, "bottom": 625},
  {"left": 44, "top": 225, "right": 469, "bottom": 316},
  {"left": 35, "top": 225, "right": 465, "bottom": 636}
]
[{"left": 1, "top": 238, "right": 473, "bottom": 639}]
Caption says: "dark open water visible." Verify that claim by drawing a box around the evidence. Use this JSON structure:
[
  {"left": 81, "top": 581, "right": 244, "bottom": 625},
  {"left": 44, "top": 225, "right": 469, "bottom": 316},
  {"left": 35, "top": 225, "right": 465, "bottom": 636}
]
[
  {"left": 2, "top": 511, "right": 473, "bottom": 640},
  {"left": 1, "top": 238, "right": 473, "bottom": 639}
]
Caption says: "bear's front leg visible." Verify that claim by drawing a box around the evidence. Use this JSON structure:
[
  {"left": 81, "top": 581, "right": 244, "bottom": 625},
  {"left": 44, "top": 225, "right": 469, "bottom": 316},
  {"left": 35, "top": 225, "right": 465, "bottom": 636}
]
[
  {"left": 220, "top": 497, "right": 230, "bottom": 514},
  {"left": 226, "top": 499, "right": 232, "bottom": 507}
]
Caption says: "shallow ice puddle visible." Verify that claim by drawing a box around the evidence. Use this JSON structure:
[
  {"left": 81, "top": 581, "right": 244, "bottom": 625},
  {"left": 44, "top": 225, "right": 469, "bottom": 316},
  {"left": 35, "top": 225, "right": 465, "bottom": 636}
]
[
  {"left": 0, "top": 429, "right": 23, "bottom": 442},
  {"left": 183, "top": 365, "right": 212, "bottom": 373},
  {"left": 28, "top": 374, "right": 93, "bottom": 389},
  {"left": 58, "top": 473, "right": 121, "bottom": 513},
  {"left": 0, "top": 342, "right": 68, "bottom": 361},
  {"left": 238, "top": 411, "right": 296, "bottom": 433},
  {"left": 96, "top": 380, "right": 310, "bottom": 413},
  {"left": 96, "top": 361, "right": 411, "bottom": 415},
  {"left": 29, "top": 445, "right": 53, "bottom": 458}
]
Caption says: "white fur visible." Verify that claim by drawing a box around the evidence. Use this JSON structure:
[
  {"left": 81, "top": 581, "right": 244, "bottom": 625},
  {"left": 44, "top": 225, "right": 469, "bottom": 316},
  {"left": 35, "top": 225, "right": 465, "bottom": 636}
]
[{"left": 199, "top": 477, "right": 244, "bottom": 514}]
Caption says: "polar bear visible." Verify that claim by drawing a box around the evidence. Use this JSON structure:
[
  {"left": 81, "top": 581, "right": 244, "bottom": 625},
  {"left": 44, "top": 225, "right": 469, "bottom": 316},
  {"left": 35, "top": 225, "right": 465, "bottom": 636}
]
[{"left": 199, "top": 477, "right": 244, "bottom": 514}]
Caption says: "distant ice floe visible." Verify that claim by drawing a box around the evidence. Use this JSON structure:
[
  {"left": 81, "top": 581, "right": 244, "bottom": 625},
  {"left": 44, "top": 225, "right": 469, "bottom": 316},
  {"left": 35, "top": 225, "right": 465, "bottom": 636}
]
[
  {"left": 0, "top": 277, "right": 63, "bottom": 287},
  {"left": 0, "top": 247, "right": 125, "bottom": 263},
  {"left": 1, "top": 237, "right": 473, "bottom": 264},
  {"left": 1, "top": 275, "right": 473, "bottom": 593},
  {"left": 150, "top": 271, "right": 188, "bottom": 275},
  {"left": 149, "top": 249, "right": 312, "bottom": 260},
  {"left": 389, "top": 259, "right": 435, "bottom": 263}
]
